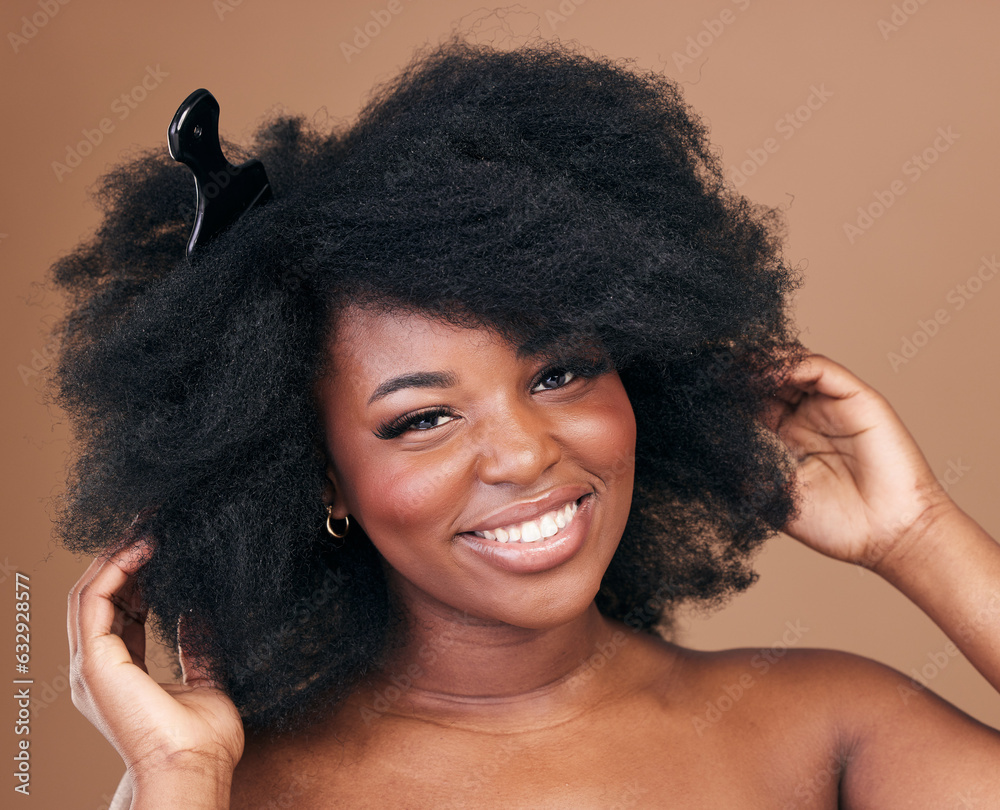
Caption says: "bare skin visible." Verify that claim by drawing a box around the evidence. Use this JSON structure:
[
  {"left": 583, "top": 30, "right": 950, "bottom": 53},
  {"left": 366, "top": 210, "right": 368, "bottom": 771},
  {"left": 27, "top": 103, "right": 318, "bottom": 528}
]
[{"left": 73, "top": 308, "right": 1000, "bottom": 809}]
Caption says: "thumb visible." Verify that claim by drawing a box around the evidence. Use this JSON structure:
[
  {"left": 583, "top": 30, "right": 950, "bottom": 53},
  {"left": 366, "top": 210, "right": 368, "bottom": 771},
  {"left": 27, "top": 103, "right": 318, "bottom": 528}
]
[{"left": 177, "top": 613, "right": 219, "bottom": 688}]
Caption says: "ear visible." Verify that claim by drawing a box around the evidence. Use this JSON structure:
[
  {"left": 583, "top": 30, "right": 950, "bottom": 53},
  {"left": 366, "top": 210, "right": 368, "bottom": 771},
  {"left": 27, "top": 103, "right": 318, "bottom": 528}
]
[{"left": 322, "top": 461, "right": 350, "bottom": 519}]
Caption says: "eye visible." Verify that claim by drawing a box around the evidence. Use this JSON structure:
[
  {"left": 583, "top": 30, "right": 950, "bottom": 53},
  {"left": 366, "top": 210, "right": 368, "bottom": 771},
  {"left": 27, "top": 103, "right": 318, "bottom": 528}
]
[
  {"left": 532, "top": 368, "right": 577, "bottom": 392},
  {"left": 410, "top": 411, "right": 457, "bottom": 431},
  {"left": 374, "top": 408, "right": 458, "bottom": 440}
]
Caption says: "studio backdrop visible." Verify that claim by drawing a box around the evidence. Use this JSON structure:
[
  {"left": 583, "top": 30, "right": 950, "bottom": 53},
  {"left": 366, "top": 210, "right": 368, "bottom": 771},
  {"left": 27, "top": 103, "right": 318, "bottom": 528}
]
[{"left": 2, "top": 1, "right": 998, "bottom": 807}]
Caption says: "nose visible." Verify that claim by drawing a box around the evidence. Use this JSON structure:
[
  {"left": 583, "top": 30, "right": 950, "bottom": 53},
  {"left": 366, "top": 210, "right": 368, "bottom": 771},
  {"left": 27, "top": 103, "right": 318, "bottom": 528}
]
[{"left": 474, "top": 400, "right": 561, "bottom": 486}]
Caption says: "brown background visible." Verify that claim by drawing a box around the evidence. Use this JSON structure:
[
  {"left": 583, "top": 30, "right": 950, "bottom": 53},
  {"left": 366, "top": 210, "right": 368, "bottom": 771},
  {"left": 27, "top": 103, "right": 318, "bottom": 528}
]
[{"left": 3, "top": 0, "right": 998, "bottom": 806}]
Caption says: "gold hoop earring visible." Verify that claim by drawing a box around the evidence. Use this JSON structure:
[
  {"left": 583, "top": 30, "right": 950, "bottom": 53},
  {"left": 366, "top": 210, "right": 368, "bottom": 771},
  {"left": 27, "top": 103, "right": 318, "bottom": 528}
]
[{"left": 325, "top": 507, "right": 350, "bottom": 539}]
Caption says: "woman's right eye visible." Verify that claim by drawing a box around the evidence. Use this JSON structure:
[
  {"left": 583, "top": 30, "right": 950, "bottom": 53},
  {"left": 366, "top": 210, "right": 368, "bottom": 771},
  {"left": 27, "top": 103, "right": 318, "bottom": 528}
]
[
  {"left": 410, "top": 412, "right": 457, "bottom": 431},
  {"left": 375, "top": 408, "right": 457, "bottom": 440}
]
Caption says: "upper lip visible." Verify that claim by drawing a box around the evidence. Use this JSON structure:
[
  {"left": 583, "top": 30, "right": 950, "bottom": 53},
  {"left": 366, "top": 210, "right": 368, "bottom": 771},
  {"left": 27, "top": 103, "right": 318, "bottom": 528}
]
[{"left": 460, "top": 485, "right": 592, "bottom": 534}]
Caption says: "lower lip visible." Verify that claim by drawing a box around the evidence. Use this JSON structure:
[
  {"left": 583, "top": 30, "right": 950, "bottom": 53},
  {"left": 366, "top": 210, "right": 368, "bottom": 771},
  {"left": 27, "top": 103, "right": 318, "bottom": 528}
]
[{"left": 454, "top": 494, "right": 594, "bottom": 574}]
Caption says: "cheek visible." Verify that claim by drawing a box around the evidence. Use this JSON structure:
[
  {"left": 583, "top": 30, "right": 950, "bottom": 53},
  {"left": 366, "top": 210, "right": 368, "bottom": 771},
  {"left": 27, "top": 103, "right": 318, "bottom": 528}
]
[
  {"left": 326, "top": 376, "right": 637, "bottom": 545},
  {"left": 321, "top": 395, "right": 465, "bottom": 535},
  {"left": 568, "top": 378, "right": 637, "bottom": 485},
  {"left": 349, "top": 449, "right": 474, "bottom": 538},
  {"left": 346, "top": 452, "right": 478, "bottom": 586}
]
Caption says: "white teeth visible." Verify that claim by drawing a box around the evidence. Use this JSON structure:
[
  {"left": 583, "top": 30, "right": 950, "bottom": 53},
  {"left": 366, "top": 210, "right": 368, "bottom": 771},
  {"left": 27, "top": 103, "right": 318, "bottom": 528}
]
[
  {"left": 470, "top": 497, "right": 585, "bottom": 544},
  {"left": 521, "top": 521, "right": 542, "bottom": 542}
]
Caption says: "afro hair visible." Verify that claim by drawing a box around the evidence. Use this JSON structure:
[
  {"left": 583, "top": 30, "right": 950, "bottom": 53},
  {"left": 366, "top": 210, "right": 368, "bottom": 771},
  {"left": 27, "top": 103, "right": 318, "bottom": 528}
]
[{"left": 51, "top": 37, "right": 802, "bottom": 731}]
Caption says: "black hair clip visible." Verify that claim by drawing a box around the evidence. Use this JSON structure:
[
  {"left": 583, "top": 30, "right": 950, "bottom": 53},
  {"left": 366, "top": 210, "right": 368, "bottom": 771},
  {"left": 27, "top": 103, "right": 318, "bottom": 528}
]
[{"left": 168, "top": 88, "right": 272, "bottom": 259}]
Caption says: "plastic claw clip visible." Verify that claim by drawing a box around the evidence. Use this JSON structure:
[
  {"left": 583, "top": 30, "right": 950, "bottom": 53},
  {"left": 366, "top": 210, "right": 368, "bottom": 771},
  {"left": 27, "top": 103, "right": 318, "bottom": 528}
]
[{"left": 167, "top": 88, "right": 272, "bottom": 259}]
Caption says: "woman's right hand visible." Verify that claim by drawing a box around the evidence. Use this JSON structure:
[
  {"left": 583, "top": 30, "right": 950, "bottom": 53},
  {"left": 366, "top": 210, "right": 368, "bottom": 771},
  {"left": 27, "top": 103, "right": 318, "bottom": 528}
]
[{"left": 68, "top": 537, "right": 245, "bottom": 808}]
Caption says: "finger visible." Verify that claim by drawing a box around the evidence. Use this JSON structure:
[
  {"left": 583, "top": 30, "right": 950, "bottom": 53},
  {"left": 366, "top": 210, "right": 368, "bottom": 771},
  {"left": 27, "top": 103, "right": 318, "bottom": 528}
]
[
  {"left": 760, "top": 390, "right": 793, "bottom": 432},
  {"left": 779, "top": 353, "right": 875, "bottom": 400},
  {"left": 110, "top": 576, "right": 149, "bottom": 670},
  {"left": 767, "top": 355, "right": 884, "bottom": 447},
  {"left": 777, "top": 422, "right": 837, "bottom": 467},
  {"left": 71, "top": 537, "right": 154, "bottom": 666},
  {"left": 68, "top": 555, "right": 107, "bottom": 661},
  {"left": 67, "top": 551, "right": 133, "bottom": 663}
]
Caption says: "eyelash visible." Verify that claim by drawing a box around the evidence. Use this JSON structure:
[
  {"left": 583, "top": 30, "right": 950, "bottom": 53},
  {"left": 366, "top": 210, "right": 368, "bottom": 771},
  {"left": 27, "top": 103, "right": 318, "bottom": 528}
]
[{"left": 373, "top": 360, "right": 608, "bottom": 440}]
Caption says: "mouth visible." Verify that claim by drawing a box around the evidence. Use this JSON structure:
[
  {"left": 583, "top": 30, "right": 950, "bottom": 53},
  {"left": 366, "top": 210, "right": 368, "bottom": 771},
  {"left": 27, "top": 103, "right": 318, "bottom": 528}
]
[
  {"left": 454, "top": 494, "right": 595, "bottom": 574},
  {"left": 460, "top": 495, "right": 588, "bottom": 544}
]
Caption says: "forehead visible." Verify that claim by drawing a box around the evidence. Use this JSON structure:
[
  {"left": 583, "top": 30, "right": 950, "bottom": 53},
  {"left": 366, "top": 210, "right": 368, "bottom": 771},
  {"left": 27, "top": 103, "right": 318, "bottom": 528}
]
[
  {"left": 324, "top": 304, "right": 608, "bottom": 398},
  {"left": 330, "top": 305, "right": 507, "bottom": 373}
]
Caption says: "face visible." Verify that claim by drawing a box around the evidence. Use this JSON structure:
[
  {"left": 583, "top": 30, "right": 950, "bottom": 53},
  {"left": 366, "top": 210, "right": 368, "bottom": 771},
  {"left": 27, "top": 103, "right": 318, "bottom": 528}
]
[{"left": 316, "top": 305, "right": 636, "bottom": 630}]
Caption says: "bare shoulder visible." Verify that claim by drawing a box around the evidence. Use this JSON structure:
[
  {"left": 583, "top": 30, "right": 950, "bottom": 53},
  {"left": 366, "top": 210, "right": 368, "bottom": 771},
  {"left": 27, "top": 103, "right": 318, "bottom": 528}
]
[
  {"left": 228, "top": 636, "right": 1000, "bottom": 808},
  {"left": 671, "top": 643, "right": 1000, "bottom": 807},
  {"left": 671, "top": 641, "right": 993, "bottom": 734}
]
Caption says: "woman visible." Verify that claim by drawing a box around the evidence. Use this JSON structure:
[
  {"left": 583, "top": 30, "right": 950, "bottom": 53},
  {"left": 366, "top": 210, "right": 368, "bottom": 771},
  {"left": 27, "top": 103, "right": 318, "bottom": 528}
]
[{"left": 58, "top": 39, "right": 1000, "bottom": 808}]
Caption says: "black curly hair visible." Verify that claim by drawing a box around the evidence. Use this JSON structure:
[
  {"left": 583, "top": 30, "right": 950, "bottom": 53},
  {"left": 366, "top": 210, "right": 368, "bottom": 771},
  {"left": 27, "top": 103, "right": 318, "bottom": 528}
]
[{"left": 50, "top": 36, "right": 802, "bottom": 731}]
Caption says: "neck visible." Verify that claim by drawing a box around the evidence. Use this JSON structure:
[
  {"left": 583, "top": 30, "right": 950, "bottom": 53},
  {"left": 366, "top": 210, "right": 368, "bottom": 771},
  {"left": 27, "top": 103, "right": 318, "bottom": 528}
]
[{"left": 352, "top": 581, "right": 628, "bottom": 730}]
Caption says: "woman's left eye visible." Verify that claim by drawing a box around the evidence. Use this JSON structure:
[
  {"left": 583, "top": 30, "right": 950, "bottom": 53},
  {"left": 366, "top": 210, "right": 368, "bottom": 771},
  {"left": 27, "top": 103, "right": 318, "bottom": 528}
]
[{"left": 532, "top": 369, "right": 576, "bottom": 392}]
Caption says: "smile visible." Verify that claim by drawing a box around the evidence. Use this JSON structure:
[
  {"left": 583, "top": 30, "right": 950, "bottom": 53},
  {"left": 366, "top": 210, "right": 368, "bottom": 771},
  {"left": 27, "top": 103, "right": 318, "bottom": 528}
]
[
  {"left": 471, "top": 499, "right": 580, "bottom": 543},
  {"left": 456, "top": 494, "right": 595, "bottom": 574}
]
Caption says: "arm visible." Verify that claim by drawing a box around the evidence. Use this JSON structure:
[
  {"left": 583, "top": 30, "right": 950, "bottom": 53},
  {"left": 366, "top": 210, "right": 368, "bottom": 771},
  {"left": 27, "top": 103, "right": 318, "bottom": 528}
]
[
  {"left": 770, "top": 354, "right": 1000, "bottom": 804},
  {"left": 109, "top": 766, "right": 234, "bottom": 810},
  {"left": 129, "top": 761, "right": 234, "bottom": 810},
  {"left": 877, "top": 506, "right": 1000, "bottom": 694}
]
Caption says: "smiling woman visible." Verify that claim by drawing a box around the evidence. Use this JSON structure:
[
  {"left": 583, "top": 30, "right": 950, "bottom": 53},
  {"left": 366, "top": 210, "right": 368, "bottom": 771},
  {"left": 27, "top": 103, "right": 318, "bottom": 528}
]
[
  {"left": 318, "top": 306, "right": 635, "bottom": 606},
  {"left": 54, "top": 35, "right": 1000, "bottom": 810}
]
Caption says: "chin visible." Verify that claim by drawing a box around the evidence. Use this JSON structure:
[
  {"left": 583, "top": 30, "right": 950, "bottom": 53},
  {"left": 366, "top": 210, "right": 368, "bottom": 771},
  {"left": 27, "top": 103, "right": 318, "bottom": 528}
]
[{"left": 459, "top": 566, "right": 609, "bottom": 631}]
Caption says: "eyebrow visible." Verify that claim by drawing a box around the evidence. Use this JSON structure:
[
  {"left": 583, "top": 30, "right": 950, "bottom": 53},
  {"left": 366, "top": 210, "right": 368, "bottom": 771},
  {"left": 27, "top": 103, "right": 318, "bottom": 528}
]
[{"left": 367, "top": 370, "right": 458, "bottom": 406}]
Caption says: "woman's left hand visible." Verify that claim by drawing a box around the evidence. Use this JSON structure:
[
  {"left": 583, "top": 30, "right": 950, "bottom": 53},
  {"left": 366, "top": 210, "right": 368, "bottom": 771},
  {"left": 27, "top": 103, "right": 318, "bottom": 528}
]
[{"left": 766, "top": 353, "right": 956, "bottom": 571}]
